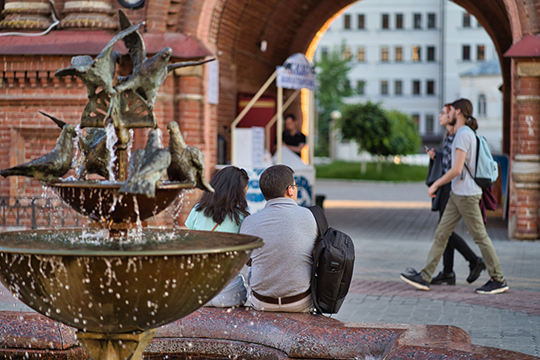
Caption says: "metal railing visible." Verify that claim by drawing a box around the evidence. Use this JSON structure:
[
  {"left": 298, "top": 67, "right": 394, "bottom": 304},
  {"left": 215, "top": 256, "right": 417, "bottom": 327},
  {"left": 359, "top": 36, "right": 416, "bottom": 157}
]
[{"left": 0, "top": 196, "right": 86, "bottom": 230}]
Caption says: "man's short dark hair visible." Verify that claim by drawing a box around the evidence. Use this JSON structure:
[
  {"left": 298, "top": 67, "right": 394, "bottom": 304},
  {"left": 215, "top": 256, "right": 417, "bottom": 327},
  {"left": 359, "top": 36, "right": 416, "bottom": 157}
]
[
  {"left": 259, "top": 165, "right": 295, "bottom": 200},
  {"left": 284, "top": 114, "right": 296, "bottom": 122}
]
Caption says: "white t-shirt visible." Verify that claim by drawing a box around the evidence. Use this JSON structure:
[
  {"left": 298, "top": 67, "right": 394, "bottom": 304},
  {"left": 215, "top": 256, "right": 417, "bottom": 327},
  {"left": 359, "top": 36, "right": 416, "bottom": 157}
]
[{"left": 451, "top": 126, "right": 482, "bottom": 196}]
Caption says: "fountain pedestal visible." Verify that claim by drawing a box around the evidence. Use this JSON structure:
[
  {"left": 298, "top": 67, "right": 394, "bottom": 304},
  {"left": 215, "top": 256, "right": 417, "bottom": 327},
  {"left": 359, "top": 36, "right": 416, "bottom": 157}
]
[{"left": 77, "top": 330, "right": 156, "bottom": 360}]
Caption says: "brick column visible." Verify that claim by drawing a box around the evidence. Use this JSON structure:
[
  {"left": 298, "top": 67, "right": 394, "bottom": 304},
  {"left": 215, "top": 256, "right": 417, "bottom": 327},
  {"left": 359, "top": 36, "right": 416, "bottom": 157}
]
[
  {"left": 60, "top": 1, "right": 117, "bottom": 29},
  {"left": 511, "top": 62, "right": 540, "bottom": 240},
  {"left": 0, "top": 0, "right": 53, "bottom": 30}
]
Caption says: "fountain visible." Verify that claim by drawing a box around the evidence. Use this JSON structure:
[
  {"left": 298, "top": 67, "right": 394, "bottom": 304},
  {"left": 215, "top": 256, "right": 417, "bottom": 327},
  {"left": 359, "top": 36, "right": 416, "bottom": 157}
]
[
  {"left": 1, "top": 10, "right": 539, "bottom": 360},
  {"left": 0, "top": 10, "right": 262, "bottom": 360}
]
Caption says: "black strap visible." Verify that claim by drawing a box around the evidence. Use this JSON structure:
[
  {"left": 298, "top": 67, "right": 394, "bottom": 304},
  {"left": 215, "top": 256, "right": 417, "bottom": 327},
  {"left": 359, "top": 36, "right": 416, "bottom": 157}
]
[
  {"left": 308, "top": 205, "right": 328, "bottom": 314},
  {"left": 308, "top": 205, "right": 328, "bottom": 236},
  {"left": 463, "top": 133, "right": 480, "bottom": 182}
]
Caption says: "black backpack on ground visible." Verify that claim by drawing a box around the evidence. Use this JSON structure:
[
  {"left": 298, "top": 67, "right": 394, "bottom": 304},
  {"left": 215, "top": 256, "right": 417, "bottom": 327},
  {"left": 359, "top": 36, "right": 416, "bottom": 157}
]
[{"left": 308, "top": 206, "right": 355, "bottom": 314}]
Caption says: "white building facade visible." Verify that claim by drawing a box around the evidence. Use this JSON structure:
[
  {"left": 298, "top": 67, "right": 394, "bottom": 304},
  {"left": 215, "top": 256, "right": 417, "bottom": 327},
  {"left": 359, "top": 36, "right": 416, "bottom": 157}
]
[{"left": 315, "top": 0, "right": 503, "bottom": 159}]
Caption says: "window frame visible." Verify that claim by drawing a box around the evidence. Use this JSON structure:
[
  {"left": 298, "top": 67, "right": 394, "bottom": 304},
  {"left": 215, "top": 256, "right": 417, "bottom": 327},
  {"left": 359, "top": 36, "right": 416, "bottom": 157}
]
[
  {"left": 413, "top": 13, "right": 422, "bottom": 29},
  {"left": 412, "top": 80, "right": 421, "bottom": 95}
]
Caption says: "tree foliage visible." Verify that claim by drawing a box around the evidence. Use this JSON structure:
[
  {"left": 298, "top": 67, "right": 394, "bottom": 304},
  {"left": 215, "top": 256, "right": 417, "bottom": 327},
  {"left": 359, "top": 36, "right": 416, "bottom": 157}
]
[
  {"left": 337, "top": 101, "right": 421, "bottom": 157},
  {"left": 314, "top": 45, "right": 353, "bottom": 156}
]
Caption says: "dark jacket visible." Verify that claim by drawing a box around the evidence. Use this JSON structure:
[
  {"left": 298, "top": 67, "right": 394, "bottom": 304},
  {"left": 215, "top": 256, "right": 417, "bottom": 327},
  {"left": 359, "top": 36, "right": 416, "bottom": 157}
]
[{"left": 426, "top": 150, "right": 444, "bottom": 211}]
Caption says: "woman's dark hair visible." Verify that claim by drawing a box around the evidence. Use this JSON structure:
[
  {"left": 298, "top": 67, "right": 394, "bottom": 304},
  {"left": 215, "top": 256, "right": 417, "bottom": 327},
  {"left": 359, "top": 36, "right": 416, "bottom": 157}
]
[
  {"left": 259, "top": 164, "right": 294, "bottom": 200},
  {"left": 451, "top": 98, "right": 478, "bottom": 130},
  {"left": 196, "top": 166, "right": 250, "bottom": 225}
]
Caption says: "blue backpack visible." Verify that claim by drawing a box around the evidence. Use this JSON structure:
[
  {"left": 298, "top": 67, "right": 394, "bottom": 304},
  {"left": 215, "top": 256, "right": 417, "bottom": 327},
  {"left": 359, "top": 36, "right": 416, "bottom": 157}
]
[{"left": 465, "top": 130, "right": 498, "bottom": 189}]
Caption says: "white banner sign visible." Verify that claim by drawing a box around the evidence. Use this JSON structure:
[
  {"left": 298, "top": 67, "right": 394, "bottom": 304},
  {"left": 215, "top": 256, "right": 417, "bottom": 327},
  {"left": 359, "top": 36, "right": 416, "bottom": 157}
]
[{"left": 276, "top": 53, "right": 316, "bottom": 91}]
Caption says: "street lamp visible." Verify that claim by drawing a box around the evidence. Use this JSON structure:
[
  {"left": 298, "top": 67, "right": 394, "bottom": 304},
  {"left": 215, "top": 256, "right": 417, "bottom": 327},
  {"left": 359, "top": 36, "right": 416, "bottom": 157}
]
[{"left": 329, "top": 110, "right": 342, "bottom": 160}]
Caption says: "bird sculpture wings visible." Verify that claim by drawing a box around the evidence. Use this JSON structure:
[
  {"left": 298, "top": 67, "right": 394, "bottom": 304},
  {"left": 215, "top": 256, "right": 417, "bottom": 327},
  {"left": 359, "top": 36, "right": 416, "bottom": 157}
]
[
  {"left": 116, "top": 10, "right": 215, "bottom": 110},
  {"left": 55, "top": 20, "right": 144, "bottom": 97}
]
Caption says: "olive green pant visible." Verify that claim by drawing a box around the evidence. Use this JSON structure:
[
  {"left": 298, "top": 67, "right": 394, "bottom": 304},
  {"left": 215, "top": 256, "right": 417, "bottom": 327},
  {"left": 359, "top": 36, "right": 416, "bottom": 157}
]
[{"left": 421, "top": 192, "right": 505, "bottom": 283}]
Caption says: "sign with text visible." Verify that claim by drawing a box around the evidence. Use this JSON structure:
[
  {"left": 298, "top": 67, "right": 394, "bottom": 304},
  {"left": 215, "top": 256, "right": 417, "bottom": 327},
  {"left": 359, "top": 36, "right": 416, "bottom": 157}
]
[{"left": 276, "top": 53, "right": 316, "bottom": 90}]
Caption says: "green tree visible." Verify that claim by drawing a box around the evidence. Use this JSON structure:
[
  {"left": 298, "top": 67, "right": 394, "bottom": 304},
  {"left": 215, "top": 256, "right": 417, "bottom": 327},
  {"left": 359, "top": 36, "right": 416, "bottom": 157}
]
[
  {"left": 314, "top": 45, "right": 353, "bottom": 156},
  {"left": 337, "top": 101, "right": 421, "bottom": 159}
]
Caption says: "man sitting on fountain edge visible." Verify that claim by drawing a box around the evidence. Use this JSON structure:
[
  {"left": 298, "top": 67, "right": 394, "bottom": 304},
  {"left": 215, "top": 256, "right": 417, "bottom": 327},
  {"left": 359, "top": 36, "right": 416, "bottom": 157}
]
[{"left": 240, "top": 164, "right": 318, "bottom": 312}]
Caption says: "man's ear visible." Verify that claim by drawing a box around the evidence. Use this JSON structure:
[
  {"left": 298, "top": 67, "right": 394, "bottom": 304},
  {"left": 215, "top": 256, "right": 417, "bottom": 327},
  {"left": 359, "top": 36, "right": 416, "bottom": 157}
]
[{"left": 285, "top": 186, "right": 294, "bottom": 197}]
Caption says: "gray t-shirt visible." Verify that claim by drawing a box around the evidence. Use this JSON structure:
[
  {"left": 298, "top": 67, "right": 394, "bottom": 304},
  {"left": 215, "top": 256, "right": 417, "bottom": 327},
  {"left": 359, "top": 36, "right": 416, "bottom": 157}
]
[
  {"left": 240, "top": 197, "right": 318, "bottom": 298},
  {"left": 451, "top": 126, "right": 482, "bottom": 196}
]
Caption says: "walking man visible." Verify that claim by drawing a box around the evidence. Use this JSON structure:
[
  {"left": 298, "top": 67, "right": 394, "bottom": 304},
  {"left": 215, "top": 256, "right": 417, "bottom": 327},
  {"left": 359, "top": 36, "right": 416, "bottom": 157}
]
[{"left": 400, "top": 98, "right": 509, "bottom": 295}]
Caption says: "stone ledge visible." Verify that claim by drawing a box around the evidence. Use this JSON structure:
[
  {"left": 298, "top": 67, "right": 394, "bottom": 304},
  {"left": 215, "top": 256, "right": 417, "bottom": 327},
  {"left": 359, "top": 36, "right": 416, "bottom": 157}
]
[{"left": 0, "top": 307, "right": 538, "bottom": 359}]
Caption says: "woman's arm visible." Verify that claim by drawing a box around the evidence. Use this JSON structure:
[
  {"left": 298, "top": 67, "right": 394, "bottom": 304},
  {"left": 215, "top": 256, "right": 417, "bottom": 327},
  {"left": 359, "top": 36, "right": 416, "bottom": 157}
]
[{"left": 428, "top": 149, "right": 466, "bottom": 198}]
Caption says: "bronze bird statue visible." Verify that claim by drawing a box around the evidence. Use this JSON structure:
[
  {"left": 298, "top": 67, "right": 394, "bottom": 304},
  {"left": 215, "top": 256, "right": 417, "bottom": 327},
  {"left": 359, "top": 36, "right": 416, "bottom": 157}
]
[
  {"left": 39, "top": 111, "right": 110, "bottom": 180},
  {"left": 0, "top": 124, "right": 77, "bottom": 183},
  {"left": 115, "top": 10, "right": 215, "bottom": 110},
  {"left": 55, "top": 20, "right": 144, "bottom": 98},
  {"left": 167, "top": 121, "right": 214, "bottom": 193},
  {"left": 78, "top": 128, "right": 110, "bottom": 180},
  {"left": 120, "top": 129, "right": 171, "bottom": 198}
]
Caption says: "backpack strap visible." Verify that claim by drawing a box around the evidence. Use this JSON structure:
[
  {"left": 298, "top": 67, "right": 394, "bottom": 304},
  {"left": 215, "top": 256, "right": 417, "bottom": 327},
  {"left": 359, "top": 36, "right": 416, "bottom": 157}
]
[
  {"left": 308, "top": 205, "right": 329, "bottom": 236},
  {"left": 308, "top": 206, "right": 328, "bottom": 315},
  {"left": 463, "top": 129, "right": 480, "bottom": 181}
]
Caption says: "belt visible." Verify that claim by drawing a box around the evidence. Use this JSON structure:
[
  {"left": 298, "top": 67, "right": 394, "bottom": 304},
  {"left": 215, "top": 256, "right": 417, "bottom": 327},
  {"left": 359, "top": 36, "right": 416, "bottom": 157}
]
[{"left": 252, "top": 288, "right": 311, "bottom": 305}]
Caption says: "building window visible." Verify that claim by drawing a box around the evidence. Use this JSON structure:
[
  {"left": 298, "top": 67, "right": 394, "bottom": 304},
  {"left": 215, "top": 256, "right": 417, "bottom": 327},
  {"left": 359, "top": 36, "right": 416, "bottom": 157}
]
[
  {"left": 395, "top": 80, "right": 402, "bottom": 95},
  {"left": 426, "top": 80, "right": 435, "bottom": 95},
  {"left": 414, "top": 13, "right": 422, "bottom": 29},
  {"left": 382, "top": 13, "right": 389, "bottom": 29},
  {"left": 478, "top": 94, "right": 487, "bottom": 116},
  {"left": 395, "top": 46, "right": 403, "bottom": 62},
  {"left": 381, "top": 47, "right": 389, "bottom": 62},
  {"left": 463, "top": 13, "right": 471, "bottom": 28},
  {"left": 427, "top": 46, "right": 436, "bottom": 61},
  {"left": 344, "top": 79, "right": 351, "bottom": 91},
  {"left": 425, "top": 114, "right": 435, "bottom": 134},
  {"left": 321, "top": 47, "right": 328, "bottom": 60},
  {"left": 343, "top": 46, "right": 352, "bottom": 60},
  {"left": 357, "top": 47, "right": 365, "bottom": 62},
  {"left": 477, "top": 45, "right": 485, "bottom": 61},
  {"left": 396, "top": 13, "right": 403, "bottom": 29},
  {"left": 462, "top": 45, "right": 471, "bottom": 61},
  {"left": 358, "top": 14, "right": 365, "bottom": 29},
  {"left": 344, "top": 14, "right": 351, "bottom": 29},
  {"left": 412, "top": 114, "right": 420, "bottom": 127},
  {"left": 357, "top": 80, "right": 366, "bottom": 95},
  {"left": 412, "top": 80, "right": 421, "bottom": 95},
  {"left": 412, "top": 45, "right": 421, "bottom": 62},
  {"left": 381, "top": 80, "right": 389, "bottom": 95},
  {"left": 427, "top": 13, "right": 436, "bottom": 29}
]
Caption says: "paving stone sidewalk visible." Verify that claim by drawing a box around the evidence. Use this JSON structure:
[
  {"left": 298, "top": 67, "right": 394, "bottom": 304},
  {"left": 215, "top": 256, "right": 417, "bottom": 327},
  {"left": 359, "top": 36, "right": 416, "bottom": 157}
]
[{"left": 316, "top": 179, "right": 540, "bottom": 357}]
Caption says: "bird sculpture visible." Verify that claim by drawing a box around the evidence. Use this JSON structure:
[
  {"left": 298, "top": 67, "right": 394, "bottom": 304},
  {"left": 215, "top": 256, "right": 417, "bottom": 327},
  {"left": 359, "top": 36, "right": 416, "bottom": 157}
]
[
  {"left": 39, "top": 111, "right": 110, "bottom": 180},
  {"left": 119, "top": 129, "right": 171, "bottom": 198},
  {"left": 167, "top": 121, "right": 214, "bottom": 193},
  {"left": 115, "top": 10, "right": 215, "bottom": 110},
  {"left": 55, "top": 20, "right": 144, "bottom": 98},
  {"left": 78, "top": 128, "right": 110, "bottom": 180},
  {"left": 0, "top": 124, "right": 77, "bottom": 183}
]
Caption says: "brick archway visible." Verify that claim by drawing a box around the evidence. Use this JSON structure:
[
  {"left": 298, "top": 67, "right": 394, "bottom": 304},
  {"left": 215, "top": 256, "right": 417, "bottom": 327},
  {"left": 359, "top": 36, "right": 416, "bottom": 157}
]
[{"left": 179, "top": 0, "right": 540, "bottom": 239}]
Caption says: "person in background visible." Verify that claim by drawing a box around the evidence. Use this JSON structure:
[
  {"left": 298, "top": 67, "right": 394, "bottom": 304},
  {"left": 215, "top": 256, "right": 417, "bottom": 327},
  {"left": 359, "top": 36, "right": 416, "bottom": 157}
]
[
  {"left": 425, "top": 104, "right": 486, "bottom": 285},
  {"left": 283, "top": 114, "right": 306, "bottom": 156},
  {"left": 240, "top": 164, "right": 317, "bottom": 312},
  {"left": 185, "top": 166, "right": 250, "bottom": 307},
  {"left": 401, "top": 98, "right": 508, "bottom": 295}
]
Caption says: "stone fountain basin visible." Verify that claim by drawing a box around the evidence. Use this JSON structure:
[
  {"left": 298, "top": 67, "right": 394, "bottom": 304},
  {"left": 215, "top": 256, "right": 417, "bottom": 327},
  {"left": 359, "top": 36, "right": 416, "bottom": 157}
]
[
  {"left": 0, "top": 228, "right": 263, "bottom": 334},
  {"left": 49, "top": 180, "right": 195, "bottom": 223}
]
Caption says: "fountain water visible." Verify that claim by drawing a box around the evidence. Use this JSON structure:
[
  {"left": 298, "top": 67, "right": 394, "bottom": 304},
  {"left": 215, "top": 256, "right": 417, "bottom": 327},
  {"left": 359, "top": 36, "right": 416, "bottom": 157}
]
[{"left": 0, "top": 10, "right": 262, "bottom": 360}]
